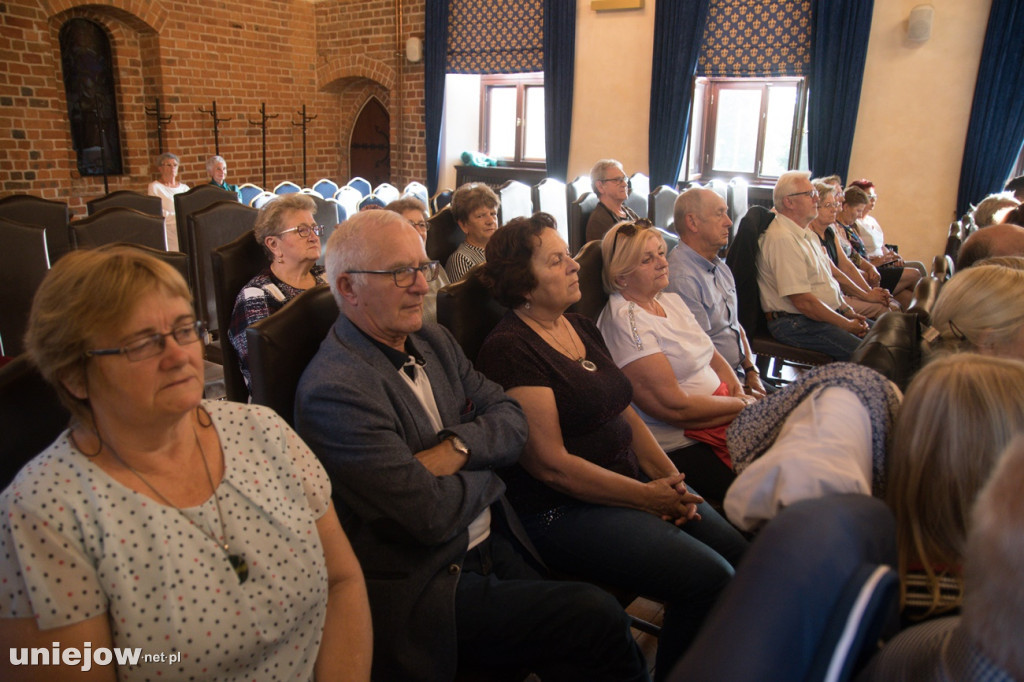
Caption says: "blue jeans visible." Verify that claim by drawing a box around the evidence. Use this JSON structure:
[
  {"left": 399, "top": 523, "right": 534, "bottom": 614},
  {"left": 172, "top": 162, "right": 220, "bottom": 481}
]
[
  {"left": 521, "top": 495, "right": 748, "bottom": 680},
  {"left": 767, "top": 313, "right": 863, "bottom": 360}
]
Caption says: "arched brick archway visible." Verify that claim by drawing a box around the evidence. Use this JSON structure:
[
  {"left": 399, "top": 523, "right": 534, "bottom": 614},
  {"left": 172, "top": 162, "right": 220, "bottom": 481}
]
[{"left": 42, "top": 0, "right": 167, "bottom": 33}]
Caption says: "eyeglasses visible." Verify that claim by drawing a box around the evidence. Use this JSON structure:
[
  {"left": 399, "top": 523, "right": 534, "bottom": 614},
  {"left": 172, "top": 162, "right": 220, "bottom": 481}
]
[
  {"left": 409, "top": 220, "right": 428, "bottom": 230},
  {"left": 85, "top": 321, "right": 208, "bottom": 362},
  {"left": 278, "top": 224, "right": 324, "bottom": 239},
  {"left": 346, "top": 261, "right": 442, "bottom": 287},
  {"left": 819, "top": 202, "right": 840, "bottom": 210},
  {"left": 612, "top": 218, "right": 654, "bottom": 254},
  {"left": 787, "top": 190, "right": 819, "bottom": 200},
  {"left": 601, "top": 176, "right": 629, "bottom": 185}
]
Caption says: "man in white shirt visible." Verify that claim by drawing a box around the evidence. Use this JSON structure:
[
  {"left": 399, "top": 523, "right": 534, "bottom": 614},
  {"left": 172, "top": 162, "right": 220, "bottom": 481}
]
[{"left": 756, "top": 171, "right": 868, "bottom": 360}]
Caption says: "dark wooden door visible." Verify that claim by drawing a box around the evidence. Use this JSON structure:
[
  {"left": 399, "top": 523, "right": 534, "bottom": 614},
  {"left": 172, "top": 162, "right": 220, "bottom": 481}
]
[{"left": 350, "top": 97, "right": 390, "bottom": 188}]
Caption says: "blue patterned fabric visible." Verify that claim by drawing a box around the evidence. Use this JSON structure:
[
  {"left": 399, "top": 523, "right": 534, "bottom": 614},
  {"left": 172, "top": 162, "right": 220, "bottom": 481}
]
[
  {"left": 447, "top": 0, "right": 543, "bottom": 74},
  {"left": 698, "top": 0, "right": 811, "bottom": 77},
  {"left": 726, "top": 362, "right": 900, "bottom": 495}
]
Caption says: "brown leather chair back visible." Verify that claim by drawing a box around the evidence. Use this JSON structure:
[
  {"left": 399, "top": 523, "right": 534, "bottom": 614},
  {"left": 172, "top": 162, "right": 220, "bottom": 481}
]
[
  {"left": 172, "top": 184, "right": 238, "bottom": 258},
  {"left": 0, "top": 355, "right": 70, "bottom": 489},
  {"left": 71, "top": 207, "right": 167, "bottom": 251},
  {"left": 0, "top": 218, "right": 49, "bottom": 357},
  {"left": 0, "top": 194, "right": 70, "bottom": 264},
  {"left": 86, "top": 190, "right": 162, "bottom": 217},
  {"left": 425, "top": 206, "right": 464, "bottom": 267},
  {"left": 247, "top": 285, "right": 338, "bottom": 426},
  {"left": 568, "top": 240, "right": 608, "bottom": 322},
  {"left": 211, "top": 230, "right": 269, "bottom": 401},
  {"left": 435, "top": 265, "right": 507, "bottom": 364}
]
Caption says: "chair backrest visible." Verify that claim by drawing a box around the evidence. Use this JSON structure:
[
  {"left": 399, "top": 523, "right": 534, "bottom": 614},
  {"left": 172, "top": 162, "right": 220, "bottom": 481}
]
[
  {"left": 173, "top": 184, "right": 237, "bottom": 258},
  {"left": 211, "top": 230, "right": 269, "bottom": 402},
  {"left": 707, "top": 178, "right": 729, "bottom": 204},
  {"left": 650, "top": 184, "right": 680, "bottom": 233},
  {"left": 568, "top": 191, "right": 599, "bottom": 255},
  {"left": 944, "top": 221, "right": 962, "bottom": 263},
  {"left": 347, "top": 176, "right": 372, "bottom": 197},
  {"left": 247, "top": 285, "right": 338, "bottom": 426},
  {"left": 656, "top": 226, "right": 680, "bottom": 254},
  {"left": 726, "top": 205, "right": 776, "bottom": 336},
  {"left": 273, "top": 180, "right": 301, "bottom": 195},
  {"left": 532, "top": 177, "right": 569, "bottom": 244},
  {"left": 403, "top": 181, "right": 429, "bottom": 209},
  {"left": 497, "top": 179, "right": 533, "bottom": 226},
  {"left": 0, "top": 218, "right": 49, "bottom": 357},
  {"left": 906, "top": 275, "right": 941, "bottom": 324},
  {"left": 668, "top": 495, "right": 899, "bottom": 682},
  {"left": 425, "top": 206, "right": 465, "bottom": 266},
  {"left": 185, "top": 201, "right": 259, "bottom": 349},
  {"left": 435, "top": 265, "right": 508, "bottom": 364},
  {"left": 567, "top": 240, "right": 608, "bottom": 322},
  {"left": 86, "top": 190, "right": 163, "bottom": 217},
  {"left": 70, "top": 207, "right": 167, "bottom": 251},
  {"left": 849, "top": 311, "right": 924, "bottom": 392},
  {"left": 0, "top": 354, "right": 70, "bottom": 490},
  {"left": 624, "top": 172, "right": 650, "bottom": 220},
  {"left": 431, "top": 188, "right": 453, "bottom": 213},
  {"left": 566, "top": 174, "right": 591, "bottom": 206},
  {"left": 727, "top": 177, "right": 749, "bottom": 237},
  {"left": 333, "top": 185, "right": 363, "bottom": 217},
  {"left": 251, "top": 191, "right": 276, "bottom": 209},
  {"left": 0, "top": 194, "right": 70, "bottom": 264},
  {"left": 373, "top": 182, "right": 400, "bottom": 204},
  {"left": 114, "top": 242, "right": 189, "bottom": 284},
  {"left": 318, "top": 200, "right": 347, "bottom": 258},
  {"left": 238, "top": 183, "right": 264, "bottom": 207},
  {"left": 308, "top": 194, "right": 341, "bottom": 231},
  {"left": 312, "top": 178, "right": 339, "bottom": 200}
]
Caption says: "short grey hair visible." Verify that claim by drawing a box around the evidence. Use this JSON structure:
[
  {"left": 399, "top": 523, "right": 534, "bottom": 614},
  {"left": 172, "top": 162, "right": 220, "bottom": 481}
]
[
  {"left": 205, "top": 155, "right": 226, "bottom": 173},
  {"left": 155, "top": 152, "right": 179, "bottom": 168},
  {"left": 590, "top": 159, "right": 624, "bottom": 194},
  {"left": 773, "top": 170, "right": 811, "bottom": 209},
  {"left": 324, "top": 210, "right": 408, "bottom": 308},
  {"left": 253, "top": 193, "right": 317, "bottom": 260}
]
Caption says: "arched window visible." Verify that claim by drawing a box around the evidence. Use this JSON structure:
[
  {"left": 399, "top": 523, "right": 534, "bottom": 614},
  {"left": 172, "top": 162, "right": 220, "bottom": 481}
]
[{"left": 59, "top": 18, "right": 123, "bottom": 176}]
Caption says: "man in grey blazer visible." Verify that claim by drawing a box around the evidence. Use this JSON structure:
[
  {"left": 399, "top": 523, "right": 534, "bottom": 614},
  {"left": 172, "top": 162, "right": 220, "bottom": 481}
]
[{"left": 295, "top": 210, "right": 648, "bottom": 682}]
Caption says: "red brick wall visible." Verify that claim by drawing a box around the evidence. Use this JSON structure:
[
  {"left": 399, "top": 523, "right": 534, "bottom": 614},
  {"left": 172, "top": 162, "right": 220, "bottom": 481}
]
[{"left": 0, "top": 0, "right": 426, "bottom": 216}]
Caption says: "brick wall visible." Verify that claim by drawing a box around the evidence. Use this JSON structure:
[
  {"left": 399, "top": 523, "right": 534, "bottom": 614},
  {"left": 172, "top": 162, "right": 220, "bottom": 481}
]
[{"left": 0, "top": 0, "right": 426, "bottom": 216}]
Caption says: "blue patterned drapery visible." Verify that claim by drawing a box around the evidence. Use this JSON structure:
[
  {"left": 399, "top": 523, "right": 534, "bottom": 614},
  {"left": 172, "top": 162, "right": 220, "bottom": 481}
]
[
  {"left": 447, "top": 0, "right": 543, "bottom": 74},
  {"left": 698, "top": 0, "right": 812, "bottom": 77}
]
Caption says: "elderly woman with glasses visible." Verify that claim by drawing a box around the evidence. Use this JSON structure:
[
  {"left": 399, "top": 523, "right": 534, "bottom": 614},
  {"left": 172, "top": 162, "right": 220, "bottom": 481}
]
[
  {"left": 596, "top": 220, "right": 759, "bottom": 504},
  {"left": 228, "top": 193, "right": 327, "bottom": 391},
  {"left": 476, "top": 214, "right": 747, "bottom": 678},
  {"left": 585, "top": 159, "right": 640, "bottom": 242},
  {"left": 0, "top": 245, "right": 372, "bottom": 681},
  {"left": 147, "top": 152, "right": 190, "bottom": 251},
  {"left": 807, "top": 181, "right": 897, "bottom": 320}
]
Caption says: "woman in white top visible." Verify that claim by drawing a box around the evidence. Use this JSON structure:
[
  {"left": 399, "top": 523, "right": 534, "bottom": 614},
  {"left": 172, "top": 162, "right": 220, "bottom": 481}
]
[
  {"left": 596, "top": 219, "right": 758, "bottom": 503},
  {"left": 147, "top": 152, "right": 190, "bottom": 251}
]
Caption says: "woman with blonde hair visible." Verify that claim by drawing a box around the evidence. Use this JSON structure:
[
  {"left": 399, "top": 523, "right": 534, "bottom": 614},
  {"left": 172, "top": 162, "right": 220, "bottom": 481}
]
[
  {"left": 927, "top": 262, "right": 1024, "bottom": 360},
  {"left": 886, "top": 353, "right": 1024, "bottom": 620}
]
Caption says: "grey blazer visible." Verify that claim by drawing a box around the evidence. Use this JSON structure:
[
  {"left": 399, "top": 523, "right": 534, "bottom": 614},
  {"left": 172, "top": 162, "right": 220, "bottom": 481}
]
[{"left": 294, "top": 314, "right": 533, "bottom": 681}]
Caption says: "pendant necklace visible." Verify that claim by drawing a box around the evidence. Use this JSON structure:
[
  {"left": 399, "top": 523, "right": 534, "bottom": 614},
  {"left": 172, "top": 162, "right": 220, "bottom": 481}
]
[
  {"left": 103, "top": 428, "right": 249, "bottom": 585},
  {"left": 523, "top": 310, "right": 598, "bottom": 372}
]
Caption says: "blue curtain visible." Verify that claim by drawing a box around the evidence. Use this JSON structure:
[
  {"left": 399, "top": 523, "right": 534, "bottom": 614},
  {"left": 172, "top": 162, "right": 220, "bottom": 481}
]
[
  {"left": 956, "top": 0, "right": 1024, "bottom": 216},
  {"left": 648, "top": 0, "right": 709, "bottom": 189},
  {"left": 425, "top": 0, "right": 449, "bottom": 194},
  {"left": 542, "top": 0, "right": 576, "bottom": 182},
  {"left": 806, "top": 0, "right": 874, "bottom": 182}
]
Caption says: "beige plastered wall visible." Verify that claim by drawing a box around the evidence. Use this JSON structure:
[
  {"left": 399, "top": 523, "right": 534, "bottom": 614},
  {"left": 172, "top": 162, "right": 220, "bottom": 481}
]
[{"left": 568, "top": 0, "right": 992, "bottom": 265}]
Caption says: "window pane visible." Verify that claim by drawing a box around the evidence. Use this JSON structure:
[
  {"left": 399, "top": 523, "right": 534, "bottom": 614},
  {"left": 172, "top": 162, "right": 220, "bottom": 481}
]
[
  {"left": 486, "top": 86, "right": 518, "bottom": 159},
  {"left": 686, "top": 79, "right": 706, "bottom": 179},
  {"left": 762, "top": 85, "right": 797, "bottom": 177},
  {"left": 712, "top": 89, "right": 760, "bottom": 173},
  {"left": 523, "top": 85, "right": 546, "bottom": 160}
]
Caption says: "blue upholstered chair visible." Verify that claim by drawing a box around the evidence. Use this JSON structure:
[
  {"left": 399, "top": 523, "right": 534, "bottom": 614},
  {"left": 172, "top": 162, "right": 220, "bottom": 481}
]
[{"left": 668, "top": 495, "right": 899, "bottom": 682}]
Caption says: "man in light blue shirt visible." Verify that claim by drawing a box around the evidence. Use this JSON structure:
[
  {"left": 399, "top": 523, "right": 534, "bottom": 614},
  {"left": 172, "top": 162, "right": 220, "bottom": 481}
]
[{"left": 667, "top": 187, "right": 766, "bottom": 397}]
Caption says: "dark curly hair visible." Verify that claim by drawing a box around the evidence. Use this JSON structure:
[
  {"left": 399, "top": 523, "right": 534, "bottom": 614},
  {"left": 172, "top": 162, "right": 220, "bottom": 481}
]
[{"left": 482, "top": 212, "right": 557, "bottom": 308}]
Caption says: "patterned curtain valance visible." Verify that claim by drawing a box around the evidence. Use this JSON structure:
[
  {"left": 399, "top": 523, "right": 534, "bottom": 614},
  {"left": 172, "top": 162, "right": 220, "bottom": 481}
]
[
  {"left": 446, "top": 0, "right": 543, "bottom": 74},
  {"left": 698, "top": 0, "right": 812, "bottom": 77}
]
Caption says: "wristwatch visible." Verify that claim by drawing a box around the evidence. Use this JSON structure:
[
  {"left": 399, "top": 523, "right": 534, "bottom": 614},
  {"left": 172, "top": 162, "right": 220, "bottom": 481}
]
[
  {"left": 444, "top": 433, "right": 470, "bottom": 457},
  {"left": 742, "top": 362, "right": 759, "bottom": 376}
]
